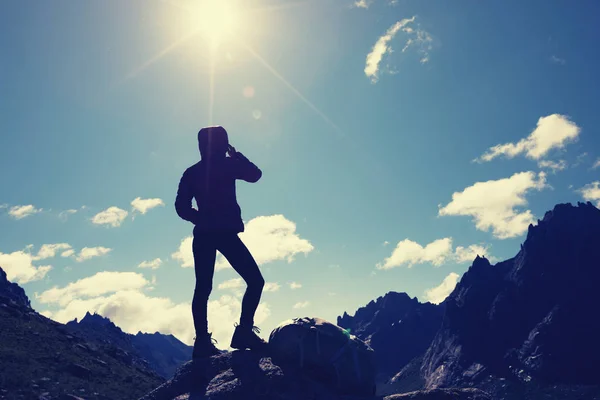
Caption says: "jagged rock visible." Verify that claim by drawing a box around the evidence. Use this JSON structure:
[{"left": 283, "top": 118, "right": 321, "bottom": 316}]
[
  {"left": 337, "top": 292, "right": 444, "bottom": 378},
  {"left": 0, "top": 266, "right": 31, "bottom": 309},
  {"left": 422, "top": 202, "right": 600, "bottom": 388}
]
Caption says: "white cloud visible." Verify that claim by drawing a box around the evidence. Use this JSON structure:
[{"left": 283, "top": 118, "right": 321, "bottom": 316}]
[
  {"left": 38, "top": 272, "right": 270, "bottom": 346},
  {"left": 538, "top": 159, "right": 568, "bottom": 173},
  {"left": 377, "top": 239, "right": 494, "bottom": 270},
  {"left": 138, "top": 258, "right": 162, "bottom": 269},
  {"left": 0, "top": 250, "right": 52, "bottom": 284},
  {"left": 475, "top": 114, "right": 580, "bottom": 162},
  {"left": 423, "top": 272, "right": 460, "bottom": 304},
  {"left": 439, "top": 171, "right": 548, "bottom": 239},
  {"left": 75, "top": 247, "right": 112, "bottom": 262},
  {"left": 365, "top": 17, "right": 415, "bottom": 83},
  {"left": 289, "top": 282, "right": 302, "bottom": 290},
  {"left": 377, "top": 238, "right": 453, "bottom": 270},
  {"left": 293, "top": 301, "right": 310, "bottom": 309},
  {"left": 34, "top": 243, "right": 72, "bottom": 260},
  {"left": 91, "top": 207, "right": 128, "bottom": 227},
  {"left": 264, "top": 282, "right": 281, "bottom": 292},
  {"left": 61, "top": 249, "right": 75, "bottom": 258},
  {"left": 217, "top": 215, "right": 314, "bottom": 270},
  {"left": 580, "top": 182, "right": 600, "bottom": 207},
  {"left": 131, "top": 197, "right": 165, "bottom": 214},
  {"left": 58, "top": 209, "right": 78, "bottom": 220},
  {"left": 218, "top": 278, "right": 244, "bottom": 290},
  {"left": 8, "top": 205, "right": 42, "bottom": 220},
  {"left": 592, "top": 159, "right": 600, "bottom": 170},
  {"left": 171, "top": 236, "right": 194, "bottom": 268}
]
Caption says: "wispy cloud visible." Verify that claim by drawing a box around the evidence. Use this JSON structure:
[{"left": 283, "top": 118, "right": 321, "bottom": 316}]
[
  {"left": 439, "top": 171, "right": 548, "bottom": 239},
  {"left": 138, "top": 258, "right": 162, "bottom": 269},
  {"left": 538, "top": 159, "right": 568, "bottom": 174},
  {"left": 550, "top": 55, "right": 566, "bottom": 65},
  {"left": 289, "top": 282, "right": 302, "bottom": 290},
  {"left": 58, "top": 209, "right": 78, "bottom": 221},
  {"left": 592, "top": 158, "right": 600, "bottom": 170},
  {"left": 293, "top": 301, "right": 310, "bottom": 309},
  {"left": 34, "top": 243, "right": 72, "bottom": 260},
  {"left": 365, "top": 17, "right": 414, "bottom": 83},
  {"left": 218, "top": 278, "right": 244, "bottom": 290},
  {"left": 423, "top": 272, "right": 460, "bottom": 304},
  {"left": 365, "top": 16, "right": 434, "bottom": 83},
  {"left": 475, "top": 114, "right": 580, "bottom": 162},
  {"left": 91, "top": 206, "right": 128, "bottom": 227},
  {"left": 8, "top": 205, "right": 42, "bottom": 220},
  {"left": 131, "top": 197, "right": 165, "bottom": 214},
  {"left": 352, "top": 0, "right": 373, "bottom": 8},
  {"left": 264, "top": 282, "right": 281, "bottom": 292},
  {"left": 75, "top": 247, "right": 112, "bottom": 262}
]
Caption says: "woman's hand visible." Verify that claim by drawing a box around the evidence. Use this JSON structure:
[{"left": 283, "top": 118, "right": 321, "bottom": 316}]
[{"left": 227, "top": 145, "right": 238, "bottom": 158}]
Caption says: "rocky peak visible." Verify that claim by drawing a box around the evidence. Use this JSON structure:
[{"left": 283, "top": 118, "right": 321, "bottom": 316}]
[{"left": 0, "top": 265, "right": 31, "bottom": 308}]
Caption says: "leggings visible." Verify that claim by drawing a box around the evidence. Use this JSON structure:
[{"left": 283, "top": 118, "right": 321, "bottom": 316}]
[{"left": 192, "top": 232, "right": 265, "bottom": 335}]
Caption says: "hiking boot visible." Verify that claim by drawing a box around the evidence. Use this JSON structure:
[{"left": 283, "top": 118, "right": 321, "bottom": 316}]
[
  {"left": 192, "top": 332, "right": 221, "bottom": 359},
  {"left": 230, "top": 323, "right": 268, "bottom": 352}
]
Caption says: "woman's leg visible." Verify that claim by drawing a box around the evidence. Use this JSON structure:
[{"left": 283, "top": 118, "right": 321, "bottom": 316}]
[
  {"left": 217, "top": 234, "right": 265, "bottom": 327},
  {"left": 192, "top": 233, "right": 217, "bottom": 336}
]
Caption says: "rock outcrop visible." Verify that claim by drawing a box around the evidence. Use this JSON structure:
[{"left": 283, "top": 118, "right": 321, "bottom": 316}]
[
  {"left": 338, "top": 292, "right": 444, "bottom": 378},
  {"left": 0, "top": 266, "right": 31, "bottom": 308},
  {"left": 422, "top": 202, "right": 600, "bottom": 388},
  {"left": 140, "top": 351, "right": 490, "bottom": 400}
]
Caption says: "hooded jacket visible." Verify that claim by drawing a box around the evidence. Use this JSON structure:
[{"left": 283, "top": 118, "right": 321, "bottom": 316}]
[{"left": 175, "top": 127, "right": 262, "bottom": 233}]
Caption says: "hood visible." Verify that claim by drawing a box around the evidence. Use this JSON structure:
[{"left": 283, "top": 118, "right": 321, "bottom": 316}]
[{"left": 198, "top": 126, "right": 229, "bottom": 159}]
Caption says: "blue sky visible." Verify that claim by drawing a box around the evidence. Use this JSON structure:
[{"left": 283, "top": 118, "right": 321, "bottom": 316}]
[{"left": 1, "top": 0, "right": 600, "bottom": 345}]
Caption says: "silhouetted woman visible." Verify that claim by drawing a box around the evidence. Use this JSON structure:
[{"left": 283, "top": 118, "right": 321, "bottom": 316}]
[{"left": 175, "top": 126, "right": 266, "bottom": 358}]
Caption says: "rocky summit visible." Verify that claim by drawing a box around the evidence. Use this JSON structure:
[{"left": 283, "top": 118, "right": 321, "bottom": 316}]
[{"left": 140, "top": 347, "right": 490, "bottom": 400}]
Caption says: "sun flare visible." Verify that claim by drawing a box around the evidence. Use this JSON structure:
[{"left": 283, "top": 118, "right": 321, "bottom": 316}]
[{"left": 186, "top": 0, "right": 241, "bottom": 46}]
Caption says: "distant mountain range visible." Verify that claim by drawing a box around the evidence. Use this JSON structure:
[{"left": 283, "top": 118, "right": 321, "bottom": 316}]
[
  {"left": 66, "top": 312, "right": 192, "bottom": 379},
  {"left": 338, "top": 202, "right": 600, "bottom": 399}
]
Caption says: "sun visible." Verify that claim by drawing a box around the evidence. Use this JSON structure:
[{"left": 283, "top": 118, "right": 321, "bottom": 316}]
[{"left": 186, "top": 0, "right": 241, "bottom": 46}]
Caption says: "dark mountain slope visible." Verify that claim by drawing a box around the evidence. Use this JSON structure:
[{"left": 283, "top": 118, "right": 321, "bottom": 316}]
[
  {"left": 0, "top": 268, "right": 163, "bottom": 400},
  {"left": 422, "top": 202, "right": 600, "bottom": 388}
]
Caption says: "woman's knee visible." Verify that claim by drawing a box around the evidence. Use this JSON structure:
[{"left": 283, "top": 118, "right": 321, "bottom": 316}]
[{"left": 250, "top": 275, "right": 265, "bottom": 291}]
